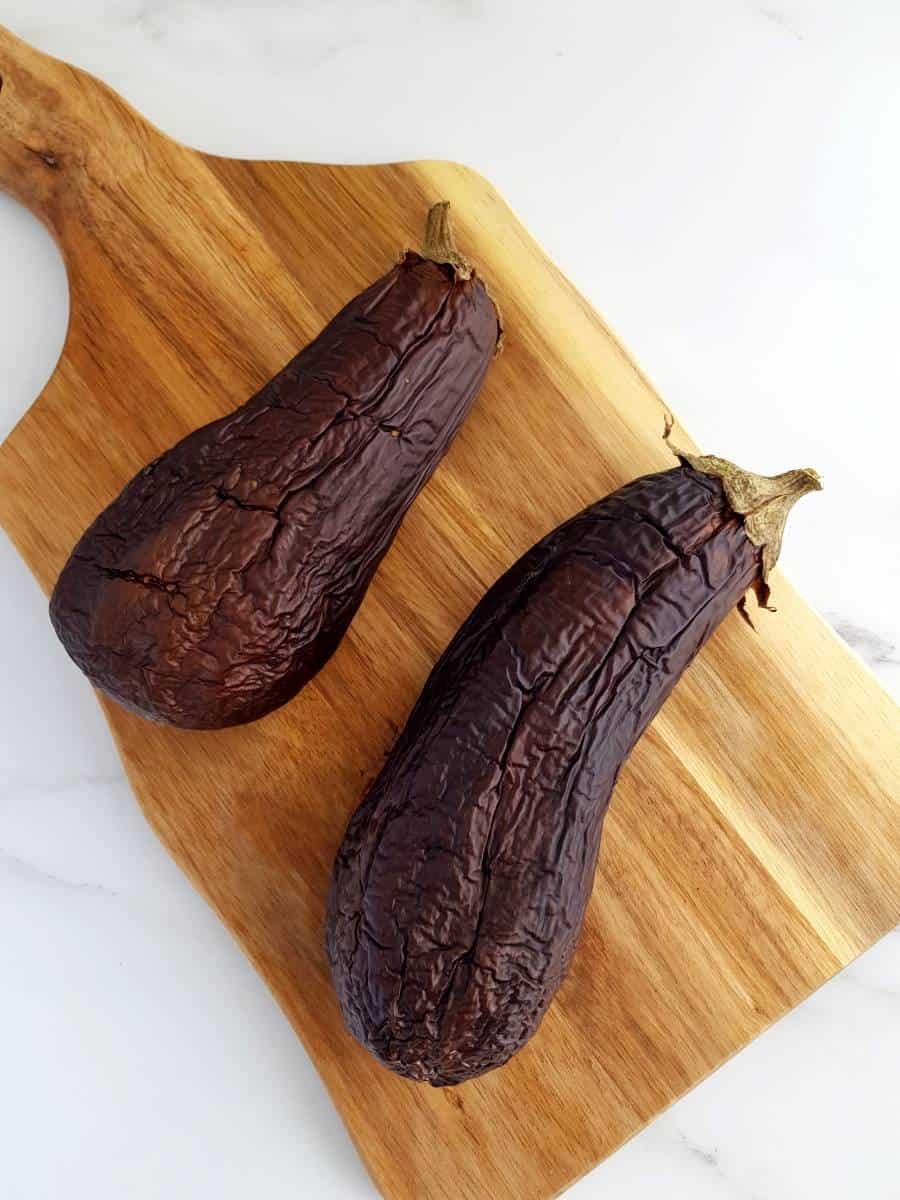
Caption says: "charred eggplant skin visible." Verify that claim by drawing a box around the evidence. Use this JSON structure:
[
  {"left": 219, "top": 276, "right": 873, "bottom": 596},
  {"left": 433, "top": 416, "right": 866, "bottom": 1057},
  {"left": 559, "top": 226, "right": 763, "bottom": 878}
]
[
  {"left": 326, "top": 465, "right": 773, "bottom": 1086},
  {"left": 49, "top": 209, "right": 499, "bottom": 729}
]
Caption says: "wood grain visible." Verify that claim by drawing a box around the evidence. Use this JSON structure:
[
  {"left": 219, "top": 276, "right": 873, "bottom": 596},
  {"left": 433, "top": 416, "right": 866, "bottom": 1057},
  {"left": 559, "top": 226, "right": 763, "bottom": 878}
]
[{"left": 0, "top": 26, "right": 897, "bottom": 1200}]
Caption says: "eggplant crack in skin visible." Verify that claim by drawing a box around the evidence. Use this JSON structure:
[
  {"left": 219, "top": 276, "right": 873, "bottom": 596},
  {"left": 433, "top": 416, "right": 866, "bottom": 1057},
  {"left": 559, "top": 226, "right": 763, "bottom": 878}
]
[
  {"left": 214, "top": 488, "right": 278, "bottom": 515},
  {"left": 326, "top": 466, "right": 764, "bottom": 1086},
  {"left": 49, "top": 245, "right": 500, "bottom": 729}
]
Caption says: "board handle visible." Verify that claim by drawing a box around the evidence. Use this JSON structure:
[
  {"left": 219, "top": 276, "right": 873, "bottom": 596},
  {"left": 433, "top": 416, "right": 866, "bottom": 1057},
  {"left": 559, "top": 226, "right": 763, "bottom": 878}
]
[{"left": 0, "top": 24, "right": 141, "bottom": 236}]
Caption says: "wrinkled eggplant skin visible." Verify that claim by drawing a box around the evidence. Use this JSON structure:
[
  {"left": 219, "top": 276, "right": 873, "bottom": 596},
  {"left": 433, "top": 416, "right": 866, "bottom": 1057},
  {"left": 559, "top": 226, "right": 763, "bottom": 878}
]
[
  {"left": 326, "top": 466, "right": 760, "bottom": 1086},
  {"left": 49, "top": 253, "right": 499, "bottom": 729}
]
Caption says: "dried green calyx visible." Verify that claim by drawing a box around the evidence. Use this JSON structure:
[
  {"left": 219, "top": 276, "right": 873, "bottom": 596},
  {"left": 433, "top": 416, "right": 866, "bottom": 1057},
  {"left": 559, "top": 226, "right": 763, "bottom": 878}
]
[
  {"left": 423, "top": 201, "right": 473, "bottom": 280},
  {"left": 668, "top": 436, "right": 822, "bottom": 607}
]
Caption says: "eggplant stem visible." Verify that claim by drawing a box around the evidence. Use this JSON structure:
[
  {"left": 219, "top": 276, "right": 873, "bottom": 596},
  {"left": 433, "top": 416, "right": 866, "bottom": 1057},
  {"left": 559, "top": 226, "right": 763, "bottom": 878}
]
[
  {"left": 666, "top": 434, "right": 822, "bottom": 604},
  {"left": 423, "top": 201, "right": 473, "bottom": 279}
]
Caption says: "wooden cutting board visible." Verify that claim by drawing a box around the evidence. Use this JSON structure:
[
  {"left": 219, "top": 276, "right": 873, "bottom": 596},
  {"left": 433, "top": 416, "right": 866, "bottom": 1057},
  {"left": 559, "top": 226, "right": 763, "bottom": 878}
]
[{"left": 1, "top": 25, "right": 897, "bottom": 1199}]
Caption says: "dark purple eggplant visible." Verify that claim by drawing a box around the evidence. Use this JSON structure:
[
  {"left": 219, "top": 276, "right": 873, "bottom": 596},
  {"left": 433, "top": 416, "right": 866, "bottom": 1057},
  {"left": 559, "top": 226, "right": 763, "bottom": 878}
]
[
  {"left": 326, "top": 444, "right": 820, "bottom": 1085},
  {"left": 49, "top": 203, "right": 500, "bottom": 729}
]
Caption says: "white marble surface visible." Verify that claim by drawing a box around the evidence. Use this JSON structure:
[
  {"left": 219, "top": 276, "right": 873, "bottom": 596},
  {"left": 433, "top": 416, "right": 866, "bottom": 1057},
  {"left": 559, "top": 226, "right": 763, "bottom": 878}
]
[{"left": 1, "top": 2, "right": 898, "bottom": 1196}]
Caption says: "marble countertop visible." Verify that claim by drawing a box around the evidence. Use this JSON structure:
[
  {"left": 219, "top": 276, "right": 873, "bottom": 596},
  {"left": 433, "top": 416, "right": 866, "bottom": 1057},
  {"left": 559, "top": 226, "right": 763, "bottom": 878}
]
[{"left": 1, "top": 3, "right": 897, "bottom": 1197}]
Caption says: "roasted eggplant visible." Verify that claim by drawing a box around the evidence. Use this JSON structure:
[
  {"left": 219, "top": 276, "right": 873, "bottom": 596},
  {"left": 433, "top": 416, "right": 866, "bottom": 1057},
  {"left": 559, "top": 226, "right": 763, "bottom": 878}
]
[
  {"left": 50, "top": 203, "right": 500, "bottom": 728},
  {"left": 326, "top": 444, "right": 820, "bottom": 1085}
]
